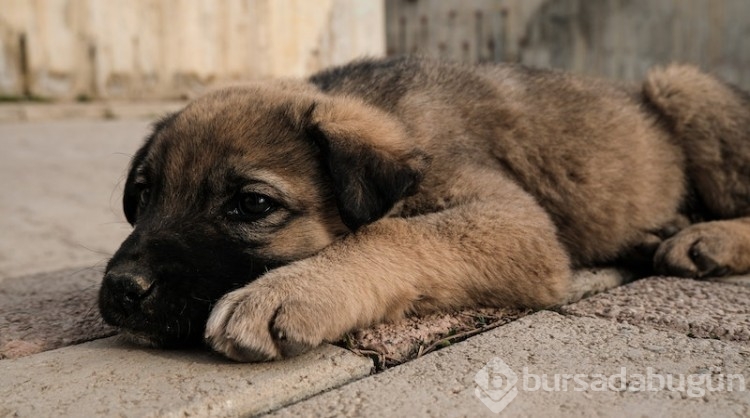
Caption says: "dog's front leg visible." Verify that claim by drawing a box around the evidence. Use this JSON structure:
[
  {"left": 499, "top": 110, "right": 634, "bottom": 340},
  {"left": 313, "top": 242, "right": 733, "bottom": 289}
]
[{"left": 205, "top": 198, "right": 572, "bottom": 362}]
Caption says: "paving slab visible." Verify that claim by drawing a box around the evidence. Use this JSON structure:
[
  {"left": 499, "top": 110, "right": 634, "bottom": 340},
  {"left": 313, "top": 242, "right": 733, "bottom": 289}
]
[
  {"left": 0, "top": 337, "right": 373, "bottom": 418},
  {"left": 269, "top": 311, "right": 750, "bottom": 418},
  {"left": 561, "top": 276, "right": 750, "bottom": 346},
  {"left": 0, "top": 266, "right": 115, "bottom": 359}
]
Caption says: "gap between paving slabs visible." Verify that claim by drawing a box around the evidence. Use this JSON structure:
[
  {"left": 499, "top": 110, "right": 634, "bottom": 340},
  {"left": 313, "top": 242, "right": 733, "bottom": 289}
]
[
  {"left": 340, "top": 268, "right": 631, "bottom": 369},
  {"left": 1, "top": 265, "right": 630, "bottom": 369}
]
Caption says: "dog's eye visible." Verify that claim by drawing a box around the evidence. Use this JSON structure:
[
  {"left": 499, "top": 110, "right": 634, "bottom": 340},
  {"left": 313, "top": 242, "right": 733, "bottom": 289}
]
[{"left": 234, "top": 193, "right": 277, "bottom": 220}]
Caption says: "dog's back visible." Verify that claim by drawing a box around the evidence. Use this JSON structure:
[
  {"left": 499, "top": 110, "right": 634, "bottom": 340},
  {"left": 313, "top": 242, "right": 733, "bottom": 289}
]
[{"left": 311, "top": 57, "right": 688, "bottom": 266}]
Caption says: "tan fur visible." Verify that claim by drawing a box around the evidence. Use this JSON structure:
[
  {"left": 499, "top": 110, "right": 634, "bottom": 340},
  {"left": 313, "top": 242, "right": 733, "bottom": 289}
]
[{"left": 102, "top": 57, "right": 750, "bottom": 362}]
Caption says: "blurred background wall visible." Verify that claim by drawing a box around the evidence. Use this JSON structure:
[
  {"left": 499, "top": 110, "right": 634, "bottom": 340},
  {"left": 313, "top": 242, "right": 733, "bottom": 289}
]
[
  {"left": 1, "top": 0, "right": 749, "bottom": 101},
  {"left": 0, "top": 0, "right": 385, "bottom": 100},
  {"left": 387, "top": 0, "right": 750, "bottom": 86}
]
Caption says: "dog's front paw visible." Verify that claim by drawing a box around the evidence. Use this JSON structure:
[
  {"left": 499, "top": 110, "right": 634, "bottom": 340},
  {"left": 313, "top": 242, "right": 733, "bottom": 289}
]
[
  {"left": 204, "top": 280, "right": 326, "bottom": 362},
  {"left": 654, "top": 224, "right": 734, "bottom": 278}
]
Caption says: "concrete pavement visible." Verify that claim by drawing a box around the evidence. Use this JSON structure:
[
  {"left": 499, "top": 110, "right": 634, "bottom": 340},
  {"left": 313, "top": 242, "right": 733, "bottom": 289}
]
[
  {"left": 1, "top": 113, "right": 749, "bottom": 417},
  {"left": 0, "top": 337, "right": 372, "bottom": 417},
  {"left": 0, "top": 119, "right": 150, "bottom": 281},
  {"left": 271, "top": 311, "right": 750, "bottom": 417}
]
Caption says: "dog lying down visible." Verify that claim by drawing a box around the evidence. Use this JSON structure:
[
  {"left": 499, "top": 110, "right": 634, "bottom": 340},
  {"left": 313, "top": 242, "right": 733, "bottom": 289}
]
[{"left": 98, "top": 56, "right": 750, "bottom": 362}]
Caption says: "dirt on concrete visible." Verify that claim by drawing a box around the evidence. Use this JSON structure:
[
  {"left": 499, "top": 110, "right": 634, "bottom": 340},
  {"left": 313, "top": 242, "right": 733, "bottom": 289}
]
[{"left": 343, "top": 307, "right": 530, "bottom": 369}]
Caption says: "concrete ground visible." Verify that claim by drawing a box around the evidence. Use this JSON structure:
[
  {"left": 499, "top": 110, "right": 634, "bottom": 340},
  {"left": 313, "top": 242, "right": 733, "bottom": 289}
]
[{"left": 1, "top": 107, "right": 749, "bottom": 417}]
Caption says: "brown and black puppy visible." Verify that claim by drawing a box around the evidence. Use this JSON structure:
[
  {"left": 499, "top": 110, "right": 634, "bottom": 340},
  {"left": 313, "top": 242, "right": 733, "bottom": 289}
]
[{"left": 99, "top": 56, "right": 750, "bottom": 361}]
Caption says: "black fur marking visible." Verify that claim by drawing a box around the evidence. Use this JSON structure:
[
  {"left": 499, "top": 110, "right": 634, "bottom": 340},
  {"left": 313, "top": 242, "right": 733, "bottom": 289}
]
[
  {"left": 100, "top": 220, "right": 281, "bottom": 347},
  {"left": 123, "top": 112, "right": 180, "bottom": 224},
  {"left": 307, "top": 124, "right": 424, "bottom": 230}
]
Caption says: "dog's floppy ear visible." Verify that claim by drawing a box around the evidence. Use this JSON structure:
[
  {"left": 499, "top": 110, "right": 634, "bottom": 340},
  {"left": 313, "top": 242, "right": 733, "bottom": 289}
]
[
  {"left": 122, "top": 138, "right": 153, "bottom": 225},
  {"left": 304, "top": 98, "right": 429, "bottom": 230},
  {"left": 123, "top": 113, "right": 178, "bottom": 225}
]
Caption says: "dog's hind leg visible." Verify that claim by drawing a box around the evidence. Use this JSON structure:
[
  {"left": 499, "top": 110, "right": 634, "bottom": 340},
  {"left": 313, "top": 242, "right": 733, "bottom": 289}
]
[{"left": 644, "top": 65, "right": 750, "bottom": 278}]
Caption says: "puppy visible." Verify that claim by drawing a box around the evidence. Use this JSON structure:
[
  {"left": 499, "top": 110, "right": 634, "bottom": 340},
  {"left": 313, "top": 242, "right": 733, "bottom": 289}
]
[{"left": 99, "top": 56, "right": 750, "bottom": 361}]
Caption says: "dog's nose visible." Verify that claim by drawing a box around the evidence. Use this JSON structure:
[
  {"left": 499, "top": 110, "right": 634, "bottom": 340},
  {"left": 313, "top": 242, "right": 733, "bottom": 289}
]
[{"left": 101, "top": 272, "right": 153, "bottom": 315}]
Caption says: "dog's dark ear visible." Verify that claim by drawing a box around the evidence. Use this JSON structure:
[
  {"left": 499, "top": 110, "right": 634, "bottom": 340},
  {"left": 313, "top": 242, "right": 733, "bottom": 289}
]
[
  {"left": 305, "top": 98, "right": 429, "bottom": 230},
  {"left": 122, "top": 140, "right": 152, "bottom": 225},
  {"left": 123, "top": 113, "right": 177, "bottom": 224}
]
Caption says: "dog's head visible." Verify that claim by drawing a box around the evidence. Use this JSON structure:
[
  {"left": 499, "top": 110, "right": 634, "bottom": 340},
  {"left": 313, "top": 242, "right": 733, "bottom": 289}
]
[{"left": 98, "top": 84, "right": 427, "bottom": 347}]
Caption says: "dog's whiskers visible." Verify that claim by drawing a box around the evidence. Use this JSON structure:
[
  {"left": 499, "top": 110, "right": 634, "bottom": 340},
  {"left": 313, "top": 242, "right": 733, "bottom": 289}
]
[{"left": 66, "top": 240, "right": 114, "bottom": 257}]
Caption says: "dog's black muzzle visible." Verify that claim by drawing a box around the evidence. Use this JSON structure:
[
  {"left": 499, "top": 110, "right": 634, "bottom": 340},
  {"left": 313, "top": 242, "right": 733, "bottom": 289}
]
[{"left": 99, "top": 224, "right": 272, "bottom": 347}]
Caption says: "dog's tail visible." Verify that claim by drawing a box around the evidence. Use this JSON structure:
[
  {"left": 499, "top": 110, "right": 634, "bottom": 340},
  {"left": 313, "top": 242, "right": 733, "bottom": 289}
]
[
  {"left": 560, "top": 268, "right": 635, "bottom": 305},
  {"left": 642, "top": 64, "right": 748, "bottom": 134},
  {"left": 642, "top": 64, "right": 750, "bottom": 219}
]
